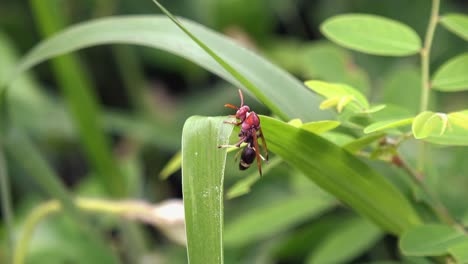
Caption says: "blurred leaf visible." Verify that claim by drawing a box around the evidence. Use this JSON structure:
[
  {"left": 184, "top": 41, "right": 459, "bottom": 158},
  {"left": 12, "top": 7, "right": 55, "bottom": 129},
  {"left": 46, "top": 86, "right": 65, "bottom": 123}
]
[
  {"left": 305, "top": 216, "right": 382, "bottom": 264},
  {"left": 4, "top": 130, "right": 117, "bottom": 263},
  {"left": 411, "top": 111, "right": 468, "bottom": 145},
  {"left": 448, "top": 241, "right": 468, "bottom": 264},
  {"left": 364, "top": 118, "right": 414, "bottom": 134},
  {"left": 260, "top": 116, "right": 421, "bottom": 235},
  {"left": 6, "top": 15, "right": 330, "bottom": 122},
  {"left": 273, "top": 214, "right": 343, "bottom": 261},
  {"left": 440, "top": 14, "right": 468, "bottom": 41},
  {"left": 0, "top": 31, "right": 74, "bottom": 139},
  {"left": 380, "top": 65, "right": 421, "bottom": 114},
  {"left": 226, "top": 156, "right": 283, "bottom": 199},
  {"left": 412, "top": 111, "right": 445, "bottom": 139},
  {"left": 305, "top": 80, "right": 369, "bottom": 112},
  {"left": 400, "top": 224, "right": 468, "bottom": 257},
  {"left": 300, "top": 120, "right": 340, "bottom": 134},
  {"left": 320, "top": 14, "right": 421, "bottom": 56},
  {"left": 182, "top": 116, "right": 233, "bottom": 264},
  {"left": 432, "top": 53, "right": 468, "bottom": 91},
  {"left": 343, "top": 133, "right": 385, "bottom": 153},
  {"left": 321, "top": 131, "right": 355, "bottom": 146},
  {"left": 30, "top": 0, "right": 125, "bottom": 196},
  {"left": 159, "top": 152, "right": 181, "bottom": 179},
  {"left": 224, "top": 193, "right": 335, "bottom": 247},
  {"left": 448, "top": 110, "right": 468, "bottom": 129},
  {"left": 301, "top": 42, "right": 370, "bottom": 95},
  {"left": 362, "top": 104, "right": 386, "bottom": 114}
]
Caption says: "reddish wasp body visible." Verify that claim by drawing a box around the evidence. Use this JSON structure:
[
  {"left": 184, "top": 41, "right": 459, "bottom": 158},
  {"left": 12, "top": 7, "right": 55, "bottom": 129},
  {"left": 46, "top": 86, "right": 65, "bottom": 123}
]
[{"left": 218, "top": 89, "right": 268, "bottom": 176}]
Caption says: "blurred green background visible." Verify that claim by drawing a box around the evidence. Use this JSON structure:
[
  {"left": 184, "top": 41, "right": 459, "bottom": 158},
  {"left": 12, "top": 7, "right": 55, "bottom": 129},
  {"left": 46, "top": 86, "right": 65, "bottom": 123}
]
[{"left": 1, "top": 0, "right": 468, "bottom": 263}]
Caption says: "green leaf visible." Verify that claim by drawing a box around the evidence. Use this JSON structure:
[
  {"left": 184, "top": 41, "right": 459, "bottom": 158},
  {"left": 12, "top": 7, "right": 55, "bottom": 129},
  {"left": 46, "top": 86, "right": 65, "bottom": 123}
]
[
  {"left": 305, "top": 80, "right": 369, "bottom": 112},
  {"left": 182, "top": 116, "right": 233, "bottom": 264},
  {"left": 448, "top": 241, "right": 468, "bottom": 263},
  {"left": 260, "top": 116, "right": 421, "bottom": 235},
  {"left": 306, "top": 216, "right": 382, "bottom": 264},
  {"left": 226, "top": 156, "right": 283, "bottom": 199},
  {"left": 412, "top": 112, "right": 444, "bottom": 139},
  {"left": 320, "top": 14, "right": 421, "bottom": 56},
  {"left": 4, "top": 15, "right": 328, "bottom": 122},
  {"left": 343, "top": 133, "right": 385, "bottom": 153},
  {"left": 440, "top": 14, "right": 468, "bottom": 41},
  {"left": 364, "top": 118, "right": 414, "bottom": 134},
  {"left": 224, "top": 194, "right": 335, "bottom": 247},
  {"left": 400, "top": 224, "right": 468, "bottom": 256},
  {"left": 412, "top": 110, "right": 468, "bottom": 145},
  {"left": 380, "top": 65, "right": 421, "bottom": 114},
  {"left": 432, "top": 53, "right": 468, "bottom": 91},
  {"left": 300, "top": 120, "right": 340, "bottom": 134}
]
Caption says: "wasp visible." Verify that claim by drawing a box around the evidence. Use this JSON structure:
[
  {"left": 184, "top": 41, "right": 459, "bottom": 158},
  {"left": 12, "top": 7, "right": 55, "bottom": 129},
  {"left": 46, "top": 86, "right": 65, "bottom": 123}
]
[{"left": 218, "top": 89, "right": 268, "bottom": 176}]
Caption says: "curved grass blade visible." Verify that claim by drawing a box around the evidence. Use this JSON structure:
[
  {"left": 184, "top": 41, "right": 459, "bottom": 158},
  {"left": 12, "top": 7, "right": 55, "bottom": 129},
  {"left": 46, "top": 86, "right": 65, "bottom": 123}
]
[
  {"left": 4, "top": 16, "right": 328, "bottom": 122},
  {"left": 182, "top": 116, "right": 233, "bottom": 264},
  {"left": 259, "top": 115, "right": 421, "bottom": 235}
]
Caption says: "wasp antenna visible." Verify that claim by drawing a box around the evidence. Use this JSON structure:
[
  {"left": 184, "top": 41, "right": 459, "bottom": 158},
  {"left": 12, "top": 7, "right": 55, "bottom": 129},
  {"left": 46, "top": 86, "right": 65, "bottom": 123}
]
[
  {"left": 224, "top": 103, "right": 238, "bottom": 110},
  {"left": 238, "top": 89, "right": 244, "bottom": 107}
]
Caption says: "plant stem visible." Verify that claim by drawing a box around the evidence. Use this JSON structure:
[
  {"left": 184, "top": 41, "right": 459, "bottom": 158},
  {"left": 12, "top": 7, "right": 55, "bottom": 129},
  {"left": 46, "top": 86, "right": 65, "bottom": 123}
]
[
  {"left": 13, "top": 198, "right": 177, "bottom": 264},
  {"left": 0, "top": 147, "right": 14, "bottom": 263},
  {"left": 418, "top": 0, "right": 440, "bottom": 171},
  {"left": 398, "top": 154, "right": 465, "bottom": 231}
]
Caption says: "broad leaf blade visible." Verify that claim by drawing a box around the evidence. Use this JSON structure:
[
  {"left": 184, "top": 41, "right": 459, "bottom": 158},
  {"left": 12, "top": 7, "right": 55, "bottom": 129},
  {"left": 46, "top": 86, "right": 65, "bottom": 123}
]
[
  {"left": 182, "top": 116, "right": 233, "bottom": 264},
  {"left": 449, "top": 241, "right": 468, "bottom": 263},
  {"left": 400, "top": 224, "right": 468, "bottom": 256},
  {"left": 260, "top": 116, "right": 421, "bottom": 235},
  {"left": 301, "top": 120, "right": 340, "bottom": 134},
  {"left": 432, "top": 53, "right": 468, "bottom": 91},
  {"left": 320, "top": 14, "right": 421, "bottom": 56},
  {"left": 440, "top": 14, "right": 468, "bottom": 41},
  {"left": 5, "top": 16, "right": 328, "bottom": 122}
]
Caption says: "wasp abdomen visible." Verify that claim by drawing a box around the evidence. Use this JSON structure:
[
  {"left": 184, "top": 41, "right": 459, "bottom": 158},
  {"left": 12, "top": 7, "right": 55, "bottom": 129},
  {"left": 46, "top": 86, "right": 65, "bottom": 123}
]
[{"left": 239, "top": 145, "right": 256, "bottom": 170}]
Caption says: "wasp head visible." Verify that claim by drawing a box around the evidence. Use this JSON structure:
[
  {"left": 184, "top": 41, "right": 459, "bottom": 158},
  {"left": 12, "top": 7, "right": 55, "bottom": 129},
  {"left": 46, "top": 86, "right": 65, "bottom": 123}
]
[{"left": 236, "top": 105, "right": 250, "bottom": 122}]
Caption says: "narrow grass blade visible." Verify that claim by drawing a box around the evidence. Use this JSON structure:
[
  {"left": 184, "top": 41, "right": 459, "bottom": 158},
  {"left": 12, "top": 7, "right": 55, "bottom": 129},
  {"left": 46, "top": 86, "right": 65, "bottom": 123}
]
[
  {"left": 0, "top": 146, "right": 13, "bottom": 263},
  {"left": 259, "top": 115, "right": 421, "bottom": 235},
  {"left": 182, "top": 116, "right": 234, "bottom": 264},
  {"left": 30, "top": 0, "right": 125, "bottom": 196}
]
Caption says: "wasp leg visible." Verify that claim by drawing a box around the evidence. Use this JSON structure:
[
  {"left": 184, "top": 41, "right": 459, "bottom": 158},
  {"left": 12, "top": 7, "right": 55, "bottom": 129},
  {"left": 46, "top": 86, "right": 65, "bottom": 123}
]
[
  {"left": 258, "top": 127, "right": 269, "bottom": 161},
  {"left": 252, "top": 132, "right": 263, "bottom": 176},
  {"left": 217, "top": 136, "right": 247, "bottom": 149}
]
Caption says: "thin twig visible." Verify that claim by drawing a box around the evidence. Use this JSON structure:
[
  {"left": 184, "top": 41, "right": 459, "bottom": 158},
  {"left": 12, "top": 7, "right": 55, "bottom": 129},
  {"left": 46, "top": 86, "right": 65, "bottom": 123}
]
[{"left": 417, "top": 0, "right": 440, "bottom": 171}]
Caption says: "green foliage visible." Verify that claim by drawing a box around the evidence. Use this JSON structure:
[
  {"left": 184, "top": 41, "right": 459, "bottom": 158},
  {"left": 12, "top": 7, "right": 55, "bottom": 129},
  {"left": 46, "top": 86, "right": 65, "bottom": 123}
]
[
  {"left": 440, "top": 14, "right": 468, "bottom": 41},
  {"left": 2, "top": 0, "right": 468, "bottom": 263},
  {"left": 320, "top": 14, "right": 421, "bottom": 56},
  {"left": 432, "top": 53, "right": 468, "bottom": 91},
  {"left": 400, "top": 224, "right": 468, "bottom": 262}
]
